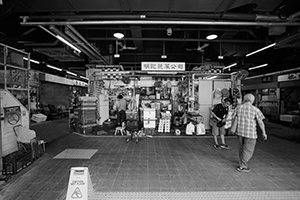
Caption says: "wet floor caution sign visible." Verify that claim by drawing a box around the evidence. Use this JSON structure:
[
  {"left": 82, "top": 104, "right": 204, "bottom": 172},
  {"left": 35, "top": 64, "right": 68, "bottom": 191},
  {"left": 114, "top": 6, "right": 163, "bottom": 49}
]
[{"left": 66, "top": 167, "right": 94, "bottom": 200}]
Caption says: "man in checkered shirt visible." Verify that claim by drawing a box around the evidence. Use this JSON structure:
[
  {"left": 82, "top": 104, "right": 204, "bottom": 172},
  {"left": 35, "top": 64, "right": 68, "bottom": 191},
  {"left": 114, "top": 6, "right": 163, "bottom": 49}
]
[{"left": 233, "top": 93, "right": 267, "bottom": 172}]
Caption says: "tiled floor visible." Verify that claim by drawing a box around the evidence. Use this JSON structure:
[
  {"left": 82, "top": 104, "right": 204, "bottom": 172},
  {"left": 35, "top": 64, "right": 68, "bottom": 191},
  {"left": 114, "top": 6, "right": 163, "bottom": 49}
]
[{"left": 0, "top": 120, "right": 300, "bottom": 199}]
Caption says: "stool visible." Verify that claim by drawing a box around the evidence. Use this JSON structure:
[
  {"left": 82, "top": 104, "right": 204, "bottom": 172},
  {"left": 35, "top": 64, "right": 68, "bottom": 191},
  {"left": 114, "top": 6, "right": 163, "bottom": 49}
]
[{"left": 114, "top": 126, "right": 124, "bottom": 136}]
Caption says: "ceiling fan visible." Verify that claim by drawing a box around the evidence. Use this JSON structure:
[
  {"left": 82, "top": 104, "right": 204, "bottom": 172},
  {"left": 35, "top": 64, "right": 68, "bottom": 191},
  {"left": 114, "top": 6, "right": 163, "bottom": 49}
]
[
  {"left": 117, "top": 41, "right": 137, "bottom": 51},
  {"left": 186, "top": 43, "right": 209, "bottom": 52},
  {"left": 186, "top": 30, "right": 209, "bottom": 53}
]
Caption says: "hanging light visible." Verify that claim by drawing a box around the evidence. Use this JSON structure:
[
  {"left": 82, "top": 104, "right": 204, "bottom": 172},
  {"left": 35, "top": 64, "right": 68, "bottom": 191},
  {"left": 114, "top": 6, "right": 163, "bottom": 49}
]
[
  {"left": 113, "top": 32, "right": 124, "bottom": 39},
  {"left": 161, "top": 41, "right": 167, "bottom": 59},
  {"left": 246, "top": 43, "right": 276, "bottom": 57},
  {"left": 218, "top": 42, "right": 223, "bottom": 59},
  {"left": 114, "top": 40, "right": 120, "bottom": 58},
  {"left": 206, "top": 32, "right": 218, "bottom": 40}
]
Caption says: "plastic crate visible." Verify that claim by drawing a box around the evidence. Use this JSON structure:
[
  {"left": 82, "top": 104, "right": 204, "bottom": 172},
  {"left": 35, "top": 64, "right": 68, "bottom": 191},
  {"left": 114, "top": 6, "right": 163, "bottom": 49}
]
[{"left": 2, "top": 151, "right": 32, "bottom": 175}]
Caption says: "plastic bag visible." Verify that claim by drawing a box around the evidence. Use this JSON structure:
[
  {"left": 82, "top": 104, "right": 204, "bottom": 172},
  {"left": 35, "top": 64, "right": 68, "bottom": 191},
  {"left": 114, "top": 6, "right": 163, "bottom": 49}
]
[
  {"left": 186, "top": 122, "right": 195, "bottom": 135},
  {"left": 196, "top": 123, "right": 205, "bottom": 135}
]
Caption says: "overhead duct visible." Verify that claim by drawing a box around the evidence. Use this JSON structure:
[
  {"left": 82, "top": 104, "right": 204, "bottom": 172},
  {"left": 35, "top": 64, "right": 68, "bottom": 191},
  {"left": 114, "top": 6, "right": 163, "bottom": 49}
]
[
  {"left": 21, "top": 19, "right": 300, "bottom": 27},
  {"left": 65, "top": 25, "right": 110, "bottom": 65},
  {"left": 64, "top": 26, "right": 101, "bottom": 60},
  {"left": 28, "top": 12, "right": 287, "bottom": 22},
  {"left": 49, "top": 25, "right": 98, "bottom": 60}
]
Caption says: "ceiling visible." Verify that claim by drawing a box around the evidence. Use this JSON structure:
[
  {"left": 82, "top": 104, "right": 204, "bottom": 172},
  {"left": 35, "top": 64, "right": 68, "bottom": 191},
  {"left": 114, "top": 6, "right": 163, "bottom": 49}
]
[{"left": 1, "top": 0, "right": 300, "bottom": 80}]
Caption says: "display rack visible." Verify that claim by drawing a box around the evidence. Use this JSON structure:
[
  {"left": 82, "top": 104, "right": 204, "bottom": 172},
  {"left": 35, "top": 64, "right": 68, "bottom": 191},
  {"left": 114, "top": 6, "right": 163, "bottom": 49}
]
[{"left": 0, "top": 43, "right": 30, "bottom": 109}]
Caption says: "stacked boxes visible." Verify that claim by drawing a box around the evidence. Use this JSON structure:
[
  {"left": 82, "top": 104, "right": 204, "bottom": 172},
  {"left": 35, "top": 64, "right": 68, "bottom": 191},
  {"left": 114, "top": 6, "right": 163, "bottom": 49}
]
[
  {"left": 74, "top": 97, "right": 97, "bottom": 134},
  {"left": 143, "top": 108, "right": 156, "bottom": 135},
  {"left": 158, "top": 112, "right": 172, "bottom": 133}
]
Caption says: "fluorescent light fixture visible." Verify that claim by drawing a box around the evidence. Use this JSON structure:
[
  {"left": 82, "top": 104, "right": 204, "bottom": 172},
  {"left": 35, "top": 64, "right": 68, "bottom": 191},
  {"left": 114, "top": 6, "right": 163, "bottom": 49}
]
[
  {"left": 246, "top": 43, "right": 276, "bottom": 57},
  {"left": 23, "top": 57, "right": 40, "bottom": 64},
  {"left": 80, "top": 76, "right": 89, "bottom": 80},
  {"left": 249, "top": 63, "right": 268, "bottom": 70},
  {"left": 114, "top": 54, "right": 120, "bottom": 58},
  {"left": 161, "top": 55, "right": 167, "bottom": 59},
  {"left": 223, "top": 63, "right": 237, "bottom": 70},
  {"left": 206, "top": 33, "right": 218, "bottom": 40},
  {"left": 206, "top": 75, "right": 217, "bottom": 80},
  {"left": 218, "top": 55, "right": 224, "bottom": 59},
  {"left": 113, "top": 32, "right": 124, "bottom": 39},
  {"left": 147, "top": 71, "right": 177, "bottom": 75},
  {"left": 66, "top": 70, "right": 77, "bottom": 76},
  {"left": 56, "top": 35, "right": 81, "bottom": 53},
  {"left": 46, "top": 64, "right": 62, "bottom": 71}
]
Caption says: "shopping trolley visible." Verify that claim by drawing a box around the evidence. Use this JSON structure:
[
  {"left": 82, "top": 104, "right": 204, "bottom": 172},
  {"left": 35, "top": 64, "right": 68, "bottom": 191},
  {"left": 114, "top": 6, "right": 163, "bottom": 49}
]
[{"left": 125, "top": 119, "right": 142, "bottom": 143}]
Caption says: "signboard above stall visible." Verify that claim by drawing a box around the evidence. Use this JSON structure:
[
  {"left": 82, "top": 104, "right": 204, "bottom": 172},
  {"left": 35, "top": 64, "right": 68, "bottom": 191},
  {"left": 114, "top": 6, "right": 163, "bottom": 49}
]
[
  {"left": 141, "top": 62, "right": 185, "bottom": 71},
  {"left": 278, "top": 72, "right": 300, "bottom": 82}
]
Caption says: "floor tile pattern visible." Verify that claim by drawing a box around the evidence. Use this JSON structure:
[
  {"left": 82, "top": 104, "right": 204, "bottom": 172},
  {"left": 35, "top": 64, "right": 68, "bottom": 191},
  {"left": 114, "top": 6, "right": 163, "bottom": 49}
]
[{"left": 0, "top": 120, "right": 300, "bottom": 200}]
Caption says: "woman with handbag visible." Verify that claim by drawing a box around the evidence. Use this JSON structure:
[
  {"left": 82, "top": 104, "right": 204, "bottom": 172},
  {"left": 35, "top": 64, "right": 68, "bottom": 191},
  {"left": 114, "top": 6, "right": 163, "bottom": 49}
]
[{"left": 211, "top": 97, "right": 233, "bottom": 150}]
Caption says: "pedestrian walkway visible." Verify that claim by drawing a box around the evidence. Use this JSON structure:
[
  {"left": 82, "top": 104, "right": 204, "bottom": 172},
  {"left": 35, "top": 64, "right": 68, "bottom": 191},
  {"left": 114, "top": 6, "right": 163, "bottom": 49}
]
[{"left": 0, "top": 119, "right": 299, "bottom": 199}]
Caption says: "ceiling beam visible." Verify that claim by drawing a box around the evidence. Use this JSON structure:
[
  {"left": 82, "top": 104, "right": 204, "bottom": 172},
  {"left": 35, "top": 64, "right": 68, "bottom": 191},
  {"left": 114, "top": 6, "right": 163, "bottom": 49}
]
[{"left": 86, "top": 37, "right": 265, "bottom": 43}]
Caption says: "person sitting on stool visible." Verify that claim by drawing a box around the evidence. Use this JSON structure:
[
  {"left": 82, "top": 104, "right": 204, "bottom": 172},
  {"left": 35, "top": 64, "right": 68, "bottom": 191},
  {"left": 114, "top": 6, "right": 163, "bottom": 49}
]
[{"left": 116, "top": 94, "right": 127, "bottom": 126}]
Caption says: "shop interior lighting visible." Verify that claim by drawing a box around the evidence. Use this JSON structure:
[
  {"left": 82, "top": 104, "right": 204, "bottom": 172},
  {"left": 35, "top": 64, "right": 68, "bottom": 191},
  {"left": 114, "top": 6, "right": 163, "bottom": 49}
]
[
  {"left": 161, "top": 41, "right": 167, "bottom": 59},
  {"left": 66, "top": 70, "right": 77, "bottom": 76},
  {"left": 218, "top": 42, "right": 223, "bottom": 59},
  {"left": 38, "top": 25, "right": 81, "bottom": 53},
  {"left": 56, "top": 35, "right": 81, "bottom": 53},
  {"left": 206, "top": 33, "right": 218, "bottom": 40},
  {"left": 206, "top": 75, "right": 217, "bottom": 80},
  {"left": 223, "top": 62, "right": 237, "bottom": 70},
  {"left": 246, "top": 43, "right": 276, "bottom": 57},
  {"left": 114, "top": 40, "right": 120, "bottom": 58},
  {"left": 147, "top": 71, "right": 177, "bottom": 75},
  {"left": 248, "top": 63, "right": 268, "bottom": 70},
  {"left": 23, "top": 57, "right": 40, "bottom": 64},
  {"left": 113, "top": 32, "right": 124, "bottom": 39},
  {"left": 80, "top": 76, "right": 89, "bottom": 80},
  {"left": 46, "top": 64, "right": 62, "bottom": 71}
]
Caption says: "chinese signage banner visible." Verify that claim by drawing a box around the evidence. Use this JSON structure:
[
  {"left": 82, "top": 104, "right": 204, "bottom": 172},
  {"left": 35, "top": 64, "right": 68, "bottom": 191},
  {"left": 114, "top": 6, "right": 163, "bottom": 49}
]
[
  {"left": 141, "top": 62, "right": 185, "bottom": 71},
  {"left": 278, "top": 72, "right": 300, "bottom": 82}
]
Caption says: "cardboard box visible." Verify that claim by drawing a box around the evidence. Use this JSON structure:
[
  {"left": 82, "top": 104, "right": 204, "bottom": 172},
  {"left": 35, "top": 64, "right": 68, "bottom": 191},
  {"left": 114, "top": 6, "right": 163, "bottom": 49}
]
[{"left": 31, "top": 114, "right": 47, "bottom": 123}]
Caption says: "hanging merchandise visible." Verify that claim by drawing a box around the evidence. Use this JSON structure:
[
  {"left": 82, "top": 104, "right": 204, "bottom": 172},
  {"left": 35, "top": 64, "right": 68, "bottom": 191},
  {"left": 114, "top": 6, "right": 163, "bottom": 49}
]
[
  {"left": 154, "top": 80, "right": 162, "bottom": 88},
  {"left": 221, "top": 88, "right": 230, "bottom": 98},
  {"left": 122, "top": 76, "right": 131, "bottom": 84},
  {"left": 166, "top": 81, "right": 172, "bottom": 88},
  {"left": 127, "top": 97, "right": 137, "bottom": 111},
  {"left": 233, "top": 88, "right": 241, "bottom": 98},
  {"left": 213, "top": 88, "right": 222, "bottom": 99},
  {"left": 186, "top": 122, "right": 195, "bottom": 135}
]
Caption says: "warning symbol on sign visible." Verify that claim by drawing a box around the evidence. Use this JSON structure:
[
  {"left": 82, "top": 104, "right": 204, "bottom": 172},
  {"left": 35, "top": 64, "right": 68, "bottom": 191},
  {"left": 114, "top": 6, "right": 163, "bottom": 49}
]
[
  {"left": 71, "top": 187, "right": 83, "bottom": 198},
  {"left": 66, "top": 167, "right": 94, "bottom": 200}
]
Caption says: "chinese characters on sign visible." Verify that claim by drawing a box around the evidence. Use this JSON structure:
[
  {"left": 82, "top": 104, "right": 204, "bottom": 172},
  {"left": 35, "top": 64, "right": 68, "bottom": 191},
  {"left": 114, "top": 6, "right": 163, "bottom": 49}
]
[
  {"left": 262, "top": 76, "right": 272, "bottom": 83},
  {"left": 141, "top": 62, "right": 185, "bottom": 71},
  {"left": 278, "top": 72, "right": 300, "bottom": 82}
]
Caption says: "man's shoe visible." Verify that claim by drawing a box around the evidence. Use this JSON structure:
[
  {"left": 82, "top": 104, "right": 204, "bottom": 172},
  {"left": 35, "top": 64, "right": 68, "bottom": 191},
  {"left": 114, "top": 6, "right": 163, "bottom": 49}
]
[
  {"left": 214, "top": 144, "right": 221, "bottom": 150},
  {"left": 220, "top": 144, "right": 232, "bottom": 149},
  {"left": 236, "top": 167, "right": 251, "bottom": 172}
]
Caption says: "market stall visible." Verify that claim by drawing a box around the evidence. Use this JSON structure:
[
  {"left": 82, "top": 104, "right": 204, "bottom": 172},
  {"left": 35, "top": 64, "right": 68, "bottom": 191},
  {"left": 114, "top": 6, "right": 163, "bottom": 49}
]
[{"left": 82, "top": 63, "right": 241, "bottom": 136}]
